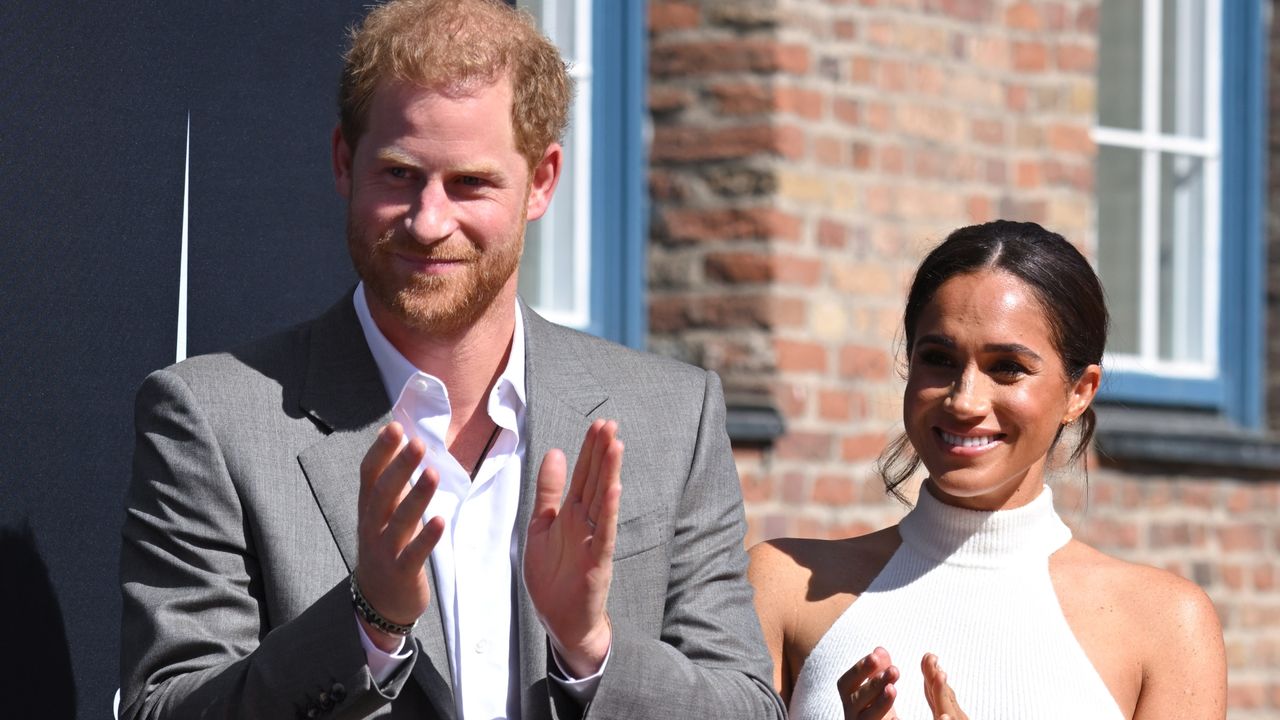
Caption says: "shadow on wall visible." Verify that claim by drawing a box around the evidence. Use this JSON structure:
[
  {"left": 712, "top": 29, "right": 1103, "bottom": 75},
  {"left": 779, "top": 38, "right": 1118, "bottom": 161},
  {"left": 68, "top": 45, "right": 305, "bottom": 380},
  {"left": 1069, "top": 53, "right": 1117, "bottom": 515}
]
[{"left": 0, "top": 522, "right": 77, "bottom": 719}]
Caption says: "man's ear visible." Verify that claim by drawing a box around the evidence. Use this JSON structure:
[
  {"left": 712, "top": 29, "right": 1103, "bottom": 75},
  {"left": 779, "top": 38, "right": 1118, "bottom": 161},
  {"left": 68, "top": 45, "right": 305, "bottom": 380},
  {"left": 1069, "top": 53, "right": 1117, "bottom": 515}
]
[
  {"left": 525, "top": 143, "right": 563, "bottom": 222},
  {"left": 332, "top": 125, "right": 353, "bottom": 200}
]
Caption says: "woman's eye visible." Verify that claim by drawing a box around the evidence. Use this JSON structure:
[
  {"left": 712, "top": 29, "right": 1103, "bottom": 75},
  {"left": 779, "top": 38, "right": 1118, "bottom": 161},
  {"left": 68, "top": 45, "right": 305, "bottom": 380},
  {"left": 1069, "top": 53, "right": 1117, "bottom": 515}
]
[
  {"left": 918, "top": 350, "right": 953, "bottom": 367},
  {"left": 990, "top": 360, "right": 1028, "bottom": 377}
]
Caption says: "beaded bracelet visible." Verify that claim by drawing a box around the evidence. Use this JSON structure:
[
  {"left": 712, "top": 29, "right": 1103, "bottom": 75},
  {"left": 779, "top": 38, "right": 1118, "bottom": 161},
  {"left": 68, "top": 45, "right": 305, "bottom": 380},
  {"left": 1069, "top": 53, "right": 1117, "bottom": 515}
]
[{"left": 349, "top": 571, "right": 417, "bottom": 636}]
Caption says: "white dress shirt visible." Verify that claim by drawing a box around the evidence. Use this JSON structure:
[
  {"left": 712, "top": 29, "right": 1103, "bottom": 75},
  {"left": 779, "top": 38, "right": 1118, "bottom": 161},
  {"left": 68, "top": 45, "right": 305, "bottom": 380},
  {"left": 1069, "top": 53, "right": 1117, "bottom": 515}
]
[{"left": 351, "top": 284, "right": 602, "bottom": 719}]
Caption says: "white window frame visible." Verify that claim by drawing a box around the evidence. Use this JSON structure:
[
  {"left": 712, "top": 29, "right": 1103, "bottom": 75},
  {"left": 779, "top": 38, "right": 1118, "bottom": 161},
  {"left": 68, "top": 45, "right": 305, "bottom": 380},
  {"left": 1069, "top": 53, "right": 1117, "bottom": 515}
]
[
  {"left": 518, "top": 0, "right": 594, "bottom": 330},
  {"left": 1091, "top": 0, "right": 1222, "bottom": 380}
]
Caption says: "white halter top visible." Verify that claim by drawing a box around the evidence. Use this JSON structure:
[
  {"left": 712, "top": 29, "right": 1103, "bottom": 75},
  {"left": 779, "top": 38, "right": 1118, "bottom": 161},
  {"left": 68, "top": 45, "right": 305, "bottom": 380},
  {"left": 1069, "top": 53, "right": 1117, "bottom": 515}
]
[{"left": 788, "top": 486, "right": 1124, "bottom": 719}]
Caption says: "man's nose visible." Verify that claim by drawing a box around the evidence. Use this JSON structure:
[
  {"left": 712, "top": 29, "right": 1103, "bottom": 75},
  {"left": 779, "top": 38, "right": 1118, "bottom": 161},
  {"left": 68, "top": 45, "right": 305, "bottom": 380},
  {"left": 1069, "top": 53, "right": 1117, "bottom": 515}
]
[
  {"left": 944, "top": 366, "right": 990, "bottom": 417},
  {"left": 404, "top": 180, "right": 458, "bottom": 243}
]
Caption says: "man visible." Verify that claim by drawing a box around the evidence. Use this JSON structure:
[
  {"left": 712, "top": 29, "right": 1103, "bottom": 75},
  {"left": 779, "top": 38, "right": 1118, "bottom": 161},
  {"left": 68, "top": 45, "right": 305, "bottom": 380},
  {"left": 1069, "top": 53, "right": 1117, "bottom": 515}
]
[{"left": 119, "top": 1, "right": 783, "bottom": 718}]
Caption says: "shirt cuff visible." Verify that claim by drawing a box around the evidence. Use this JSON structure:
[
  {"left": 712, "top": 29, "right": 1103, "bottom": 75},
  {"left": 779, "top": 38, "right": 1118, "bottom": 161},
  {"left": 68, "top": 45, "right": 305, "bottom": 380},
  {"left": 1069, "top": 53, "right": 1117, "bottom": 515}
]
[
  {"left": 355, "top": 612, "right": 413, "bottom": 685},
  {"left": 548, "top": 641, "right": 611, "bottom": 704}
]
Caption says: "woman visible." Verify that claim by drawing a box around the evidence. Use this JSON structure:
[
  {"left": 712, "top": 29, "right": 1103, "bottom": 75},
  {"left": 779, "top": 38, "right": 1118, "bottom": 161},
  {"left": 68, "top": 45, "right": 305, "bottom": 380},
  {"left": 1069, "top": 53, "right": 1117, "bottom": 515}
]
[{"left": 749, "top": 221, "right": 1226, "bottom": 719}]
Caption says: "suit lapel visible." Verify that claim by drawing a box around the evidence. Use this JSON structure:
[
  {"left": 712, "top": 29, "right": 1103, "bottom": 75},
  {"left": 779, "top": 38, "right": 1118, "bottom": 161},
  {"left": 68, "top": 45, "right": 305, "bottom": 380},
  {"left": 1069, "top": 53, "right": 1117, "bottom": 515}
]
[
  {"left": 294, "top": 295, "right": 456, "bottom": 719},
  {"left": 516, "top": 303, "right": 609, "bottom": 720}
]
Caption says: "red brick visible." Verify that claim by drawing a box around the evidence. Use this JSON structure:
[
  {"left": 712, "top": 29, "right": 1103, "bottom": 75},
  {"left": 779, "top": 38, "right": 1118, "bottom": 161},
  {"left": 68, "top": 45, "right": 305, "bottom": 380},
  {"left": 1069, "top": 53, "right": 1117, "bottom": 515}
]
[
  {"left": 652, "top": 125, "right": 795, "bottom": 162},
  {"left": 813, "top": 473, "right": 858, "bottom": 505},
  {"left": 930, "top": 0, "right": 995, "bottom": 23},
  {"left": 1046, "top": 123, "right": 1094, "bottom": 153},
  {"left": 1011, "top": 41, "right": 1048, "bottom": 72},
  {"left": 774, "top": 255, "right": 824, "bottom": 285},
  {"left": 1254, "top": 563, "right": 1276, "bottom": 591},
  {"left": 776, "top": 339, "right": 828, "bottom": 372},
  {"left": 777, "top": 44, "right": 811, "bottom": 74},
  {"left": 1229, "top": 683, "right": 1266, "bottom": 709},
  {"left": 879, "top": 60, "right": 908, "bottom": 92},
  {"left": 776, "top": 431, "right": 834, "bottom": 461},
  {"left": 1004, "top": 2, "right": 1041, "bottom": 30},
  {"left": 842, "top": 432, "right": 887, "bottom": 461},
  {"left": 815, "top": 136, "right": 843, "bottom": 167},
  {"left": 850, "top": 56, "right": 875, "bottom": 84},
  {"left": 700, "top": 294, "right": 782, "bottom": 329},
  {"left": 649, "top": 85, "right": 694, "bottom": 114},
  {"left": 833, "top": 98, "right": 861, "bottom": 126},
  {"left": 834, "top": 19, "right": 857, "bottom": 40},
  {"left": 649, "top": 1, "right": 700, "bottom": 32},
  {"left": 966, "top": 194, "right": 994, "bottom": 224},
  {"left": 773, "top": 382, "right": 808, "bottom": 418},
  {"left": 1076, "top": 6, "right": 1099, "bottom": 33},
  {"left": 781, "top": 471, "right": 808, "bottom": 503},
  {"left": 1015, "top": 160, "right": 1041, "bottom": 188},
  {"left": 705, "top": 252, "right": 772, "bottom": 283},
  {"left": 710, "top": 82, "right": 772, "bottom": 115},
  {"left": 662, "top": 207, "right": 802, "bottom": 243},
  {"left": 866, "top": 102, "right": 892, "bottom": 132},
  {"left": 1220, "top": 524, "right": 1266, "bottom": 552},
  {"left": 1056, "top": 43, "right": 1096, "bottom": 72},
  {"left": 649, "top": 296, "right": 691, "bottom": 332},
  {"left": 776, "top": 124, "right": 807, "bottom": 160},
  {"left": 777, "top": 87, "right": 824, "bottom": 119},
  {"left": 866, "top": 19, "right": 894, "bottom": 47},
  {"left": 1005, "top": 83, "right": 1028, "bottom": 111},
  {"left": 651, "top": 39, "right": 811, "bottom": 76},
  {"left": 850, "top": 142, "right": 872, "bottom": 171},
  {"left": 739, "top": 470, "right": 773, "bottom": 503},
  {"left": 818, "top": 219, "right": 848, "bottom": 248},
  {"left": 881, "top": 146, "right": 906, "bottom": 175},
  {"left": 1222, "top": 563, "right": 1245, "bottom": 590},
  {"left": 971, "top": 118, "right": 1004, "bottom": 146},
  {"left": 818, "top": 389, "right": 853, "bottom": 421},
  {"left": 839, "top": 344, "right": 892, "bottom": 380}
]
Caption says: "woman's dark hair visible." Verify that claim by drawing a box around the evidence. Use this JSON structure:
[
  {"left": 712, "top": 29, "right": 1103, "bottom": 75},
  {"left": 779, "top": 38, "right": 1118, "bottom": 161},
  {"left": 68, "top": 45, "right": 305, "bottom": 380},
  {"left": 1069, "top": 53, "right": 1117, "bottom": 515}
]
[{"left": 877, "top": 220, "right": 1110, "bottom": 501}]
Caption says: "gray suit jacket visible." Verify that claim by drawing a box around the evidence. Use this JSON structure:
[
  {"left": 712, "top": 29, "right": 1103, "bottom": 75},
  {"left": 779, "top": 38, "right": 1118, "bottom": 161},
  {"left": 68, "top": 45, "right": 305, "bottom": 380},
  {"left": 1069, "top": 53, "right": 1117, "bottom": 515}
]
[{"left": 120, "top": 296, "right": 783, "bottom": 720}]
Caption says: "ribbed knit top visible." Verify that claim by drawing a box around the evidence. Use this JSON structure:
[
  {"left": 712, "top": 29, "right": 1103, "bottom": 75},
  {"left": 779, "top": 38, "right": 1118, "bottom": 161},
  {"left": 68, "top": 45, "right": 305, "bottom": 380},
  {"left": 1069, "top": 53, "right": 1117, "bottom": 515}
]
[{"left": 789, "top": 486, "right": 1124, "bottom": 719}]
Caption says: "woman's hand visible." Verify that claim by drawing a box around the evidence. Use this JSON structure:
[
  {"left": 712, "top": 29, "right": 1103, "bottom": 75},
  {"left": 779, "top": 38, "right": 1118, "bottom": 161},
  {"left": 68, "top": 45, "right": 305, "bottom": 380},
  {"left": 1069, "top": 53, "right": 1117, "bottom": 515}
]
[
  {"left": 922, "top": 653, "right": 969, "bottom": 720},
  {"left": 838, "top": 647, "right": 900, "bottom": 719}
]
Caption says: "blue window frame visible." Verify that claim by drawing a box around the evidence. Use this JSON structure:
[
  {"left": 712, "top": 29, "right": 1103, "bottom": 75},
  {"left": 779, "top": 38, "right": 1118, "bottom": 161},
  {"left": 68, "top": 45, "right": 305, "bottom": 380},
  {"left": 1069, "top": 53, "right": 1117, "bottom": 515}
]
[
  {"left": 1093, "top": 0, "right": 1267, "bottom": 428},
  {"left": 516, "top": 0, "right": 648, "bottom": 348}
]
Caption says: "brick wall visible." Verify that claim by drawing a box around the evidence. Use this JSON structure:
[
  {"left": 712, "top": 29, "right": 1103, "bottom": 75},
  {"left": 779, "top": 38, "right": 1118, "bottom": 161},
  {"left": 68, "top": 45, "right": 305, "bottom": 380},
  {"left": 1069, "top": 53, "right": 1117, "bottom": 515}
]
[{"left": 649, "top": 0, "right": 1280, "bottom": 716}]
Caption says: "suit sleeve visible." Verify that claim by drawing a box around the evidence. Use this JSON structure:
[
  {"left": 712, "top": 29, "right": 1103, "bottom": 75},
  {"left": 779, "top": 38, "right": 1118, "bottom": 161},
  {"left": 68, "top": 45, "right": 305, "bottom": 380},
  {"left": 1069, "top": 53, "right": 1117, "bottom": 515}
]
[
  {"left": 118, "top": 368, "right": 414, "bottom": 719},
  {"left": 581, "top": 371, "right": 786, "bottom": 719}
]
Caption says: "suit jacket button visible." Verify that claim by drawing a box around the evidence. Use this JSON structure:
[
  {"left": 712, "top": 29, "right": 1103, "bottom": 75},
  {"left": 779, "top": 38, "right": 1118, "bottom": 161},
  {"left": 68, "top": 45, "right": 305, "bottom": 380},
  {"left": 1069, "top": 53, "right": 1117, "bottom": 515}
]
[{"left": 330, "top": 683, "right": 347, "bottom": 702}]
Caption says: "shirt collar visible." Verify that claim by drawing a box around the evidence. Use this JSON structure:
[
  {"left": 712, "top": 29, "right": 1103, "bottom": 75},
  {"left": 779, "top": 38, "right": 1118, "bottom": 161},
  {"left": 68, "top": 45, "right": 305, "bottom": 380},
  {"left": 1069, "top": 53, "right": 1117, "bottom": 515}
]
[{"left": 352, "top": 282, "right": 527, "bottom": 423}]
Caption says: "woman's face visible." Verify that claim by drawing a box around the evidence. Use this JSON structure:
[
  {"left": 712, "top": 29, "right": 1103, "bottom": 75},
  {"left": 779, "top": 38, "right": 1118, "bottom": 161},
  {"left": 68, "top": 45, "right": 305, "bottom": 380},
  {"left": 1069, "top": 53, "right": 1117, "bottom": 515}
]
[{"left": 903, "top": 269, "right": 1099, "bottom": 511}]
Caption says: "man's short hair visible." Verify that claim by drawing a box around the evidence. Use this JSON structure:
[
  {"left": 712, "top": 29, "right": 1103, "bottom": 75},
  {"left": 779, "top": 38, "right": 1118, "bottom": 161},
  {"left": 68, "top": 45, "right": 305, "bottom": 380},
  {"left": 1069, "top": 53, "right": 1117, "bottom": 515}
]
[{"left": 339, "top": 0, "right": 574, "bottom": 169}]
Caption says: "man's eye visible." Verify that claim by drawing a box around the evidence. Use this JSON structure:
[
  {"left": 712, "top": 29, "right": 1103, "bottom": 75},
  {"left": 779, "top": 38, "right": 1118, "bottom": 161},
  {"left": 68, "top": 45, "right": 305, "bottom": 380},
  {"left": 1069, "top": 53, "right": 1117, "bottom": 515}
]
[
  {"left": 386, "top": 167, "right": 410, "bottom": 179},
  {"left": 457, "top": 175, "right": 484, "bottom": 187}
]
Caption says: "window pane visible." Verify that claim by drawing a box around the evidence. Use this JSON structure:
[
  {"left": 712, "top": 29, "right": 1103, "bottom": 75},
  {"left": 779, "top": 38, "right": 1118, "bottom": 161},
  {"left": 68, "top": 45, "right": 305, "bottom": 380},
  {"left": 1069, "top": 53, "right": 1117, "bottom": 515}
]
[
  {"left": 1158, "top": 153, "right": 1206, "bottom": 362},
  {"left": 1161, "top": 0, "right": 1207, "bottom": 138},
  {"left": 1096, "top": 145, "right": 1143, "bottom": 356},
  {"left": 1097, "top": 0, "right": 1144, "bottom": 130},
  {"left": 518, "top": 121, "right": 580, "bottom": 313}
]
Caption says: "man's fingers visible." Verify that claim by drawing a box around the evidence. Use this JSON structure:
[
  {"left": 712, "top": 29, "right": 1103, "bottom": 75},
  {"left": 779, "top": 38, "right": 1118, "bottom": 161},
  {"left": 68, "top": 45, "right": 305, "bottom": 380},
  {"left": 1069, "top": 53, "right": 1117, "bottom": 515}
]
[
  {"left": 367, "top": 436, "right": 426, "bottom": 528},
  {"left": 385, "top": 466, "right": 439, "bottom": 549},
  {"left": 402, "top": 515, "right": 446, "bottom": 571},
  {"left": 359, "top": 423, "right": 404, "bottom": 516},
  {"left": 589, "top": 439, "right": 623, "bottom": 560},
  {"left": 838, "top": 647, "right": 892, "bottom": 697},
  {"left": 567, "top": 419, "right": 603, "bottom": 505},
  {"left": 532, "top": 449, "right": 568, "bottom": 528},
  {"left": 580, "top": 420, "right": 611, "bottom": 509}
]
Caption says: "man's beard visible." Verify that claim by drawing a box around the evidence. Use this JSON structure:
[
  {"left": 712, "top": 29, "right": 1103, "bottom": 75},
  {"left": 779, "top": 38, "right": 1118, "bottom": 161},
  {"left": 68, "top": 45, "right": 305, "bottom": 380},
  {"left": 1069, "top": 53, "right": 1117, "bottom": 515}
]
[{"left": 347, "top": 213, "right": 524, "bottom": 338}]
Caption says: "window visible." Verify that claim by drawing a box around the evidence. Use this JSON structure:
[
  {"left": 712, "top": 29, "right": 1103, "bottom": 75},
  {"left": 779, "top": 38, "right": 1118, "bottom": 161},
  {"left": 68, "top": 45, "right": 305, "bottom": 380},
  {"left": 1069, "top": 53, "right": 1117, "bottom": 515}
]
[
  {"left": 1092, "top": 0, "right": 1266, "bottom": 427},
  {"left": 516, "top": 0, "right": 647, "bottom": 347}
]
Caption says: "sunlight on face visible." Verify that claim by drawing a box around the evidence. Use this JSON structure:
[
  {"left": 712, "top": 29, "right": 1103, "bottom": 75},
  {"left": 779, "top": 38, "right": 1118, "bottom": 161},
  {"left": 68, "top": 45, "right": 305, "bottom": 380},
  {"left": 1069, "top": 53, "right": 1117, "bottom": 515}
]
[{"left": 903, "top": 270, "right": 1094, "bottom": 511}]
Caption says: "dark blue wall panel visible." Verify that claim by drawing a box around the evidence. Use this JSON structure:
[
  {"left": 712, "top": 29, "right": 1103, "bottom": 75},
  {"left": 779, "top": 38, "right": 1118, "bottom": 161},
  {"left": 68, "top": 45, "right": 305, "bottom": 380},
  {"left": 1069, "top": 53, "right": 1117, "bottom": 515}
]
[{"left": 1, "top": 5, "right": 370, "bottom": 716}]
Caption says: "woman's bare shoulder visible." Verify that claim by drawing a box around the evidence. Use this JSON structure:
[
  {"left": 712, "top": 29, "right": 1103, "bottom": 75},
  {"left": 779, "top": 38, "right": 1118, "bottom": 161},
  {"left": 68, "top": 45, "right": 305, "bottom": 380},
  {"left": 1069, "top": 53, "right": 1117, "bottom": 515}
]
[
  {"left": 749, "top": 527, "right": 902, "bottom": 605},
  {"left": 1054, "top": 540, "right": 1218, "bottom": 623}
]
